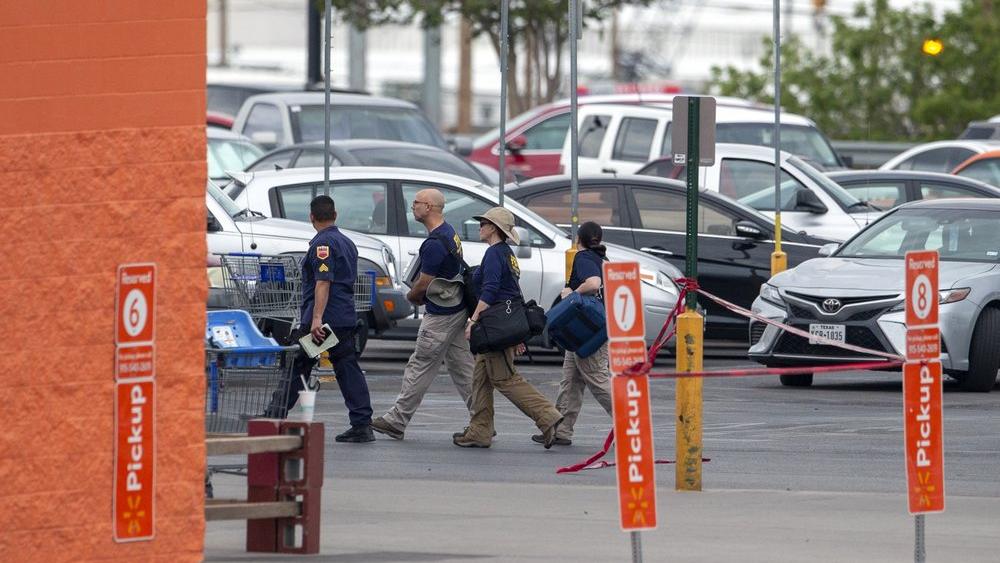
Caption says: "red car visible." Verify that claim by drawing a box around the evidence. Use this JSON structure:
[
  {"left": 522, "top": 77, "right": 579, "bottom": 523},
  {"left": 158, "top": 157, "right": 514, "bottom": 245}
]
[{"left": 466, "top": 93, "right": 764, "bottom": 179}]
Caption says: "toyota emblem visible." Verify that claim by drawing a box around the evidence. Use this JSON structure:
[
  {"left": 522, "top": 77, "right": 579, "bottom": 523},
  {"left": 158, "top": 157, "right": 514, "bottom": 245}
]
[{"left": 821, "top": 298, "right": 842, "bottom": 313}]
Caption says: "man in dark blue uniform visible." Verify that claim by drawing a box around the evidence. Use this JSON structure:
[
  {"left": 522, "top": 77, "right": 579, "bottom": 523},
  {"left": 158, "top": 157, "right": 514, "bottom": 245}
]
[{"left": 287, "top": 195, "right": 374, "bottom": 442}]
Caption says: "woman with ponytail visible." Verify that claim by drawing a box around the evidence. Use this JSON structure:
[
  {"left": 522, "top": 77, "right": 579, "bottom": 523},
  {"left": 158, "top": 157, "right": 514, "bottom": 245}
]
[{"left": 531, "top": 221, "right": 613, "bottom": 446}]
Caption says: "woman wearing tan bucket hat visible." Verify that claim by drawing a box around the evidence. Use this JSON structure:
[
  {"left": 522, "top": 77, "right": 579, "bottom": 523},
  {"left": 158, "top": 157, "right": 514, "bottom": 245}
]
[{"left": 452, "top": 207, "right": 564, "bottom": 448}]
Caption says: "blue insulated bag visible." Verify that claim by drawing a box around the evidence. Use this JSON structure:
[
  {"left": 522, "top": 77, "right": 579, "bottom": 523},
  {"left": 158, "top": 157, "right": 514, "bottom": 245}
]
[{"left": 545, "top": 292, "right": 607, "bottom": 358}]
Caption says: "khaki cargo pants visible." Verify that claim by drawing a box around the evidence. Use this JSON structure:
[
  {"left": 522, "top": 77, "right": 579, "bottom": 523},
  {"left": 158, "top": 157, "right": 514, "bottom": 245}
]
[
  {"left": 555, "top": 342, "right": 613, "bottom": 440},
  {"left": 381, "top": 311, "right": 474, "bottom": 431},
  {"left": 463, "top": 347, "right": 562, "bottom": 443}
]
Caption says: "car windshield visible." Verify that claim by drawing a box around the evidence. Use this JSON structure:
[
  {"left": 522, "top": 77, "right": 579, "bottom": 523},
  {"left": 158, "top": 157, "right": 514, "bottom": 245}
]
[
  {"left": 957, "top": 158, "right": 1000, "bottom": 187},
  {"left": 737, "top": 179, "right": 810, "bottom": 211},
  {"left": 472, "top": 105, "right": 550, "bottom": 147},
  {"left": 837, "top": 208, "right": 1000, "bottom": 262},
  {"left": 716, "top": 123, "right": 840, "bottom": 169},
  {"left": 350, "top": 147, "right": 482, "bottom": 182},
  {"left": 788, "top": 156, "right": 864, "bottom": 211},
  {"left": 207, "top": 138, "right": 263, "bottom": 180},
  {"left": 207, "top": 181, "right": 245, "bottom": 217},
  {"left": 294, "top": 105, "right": 446, "bottom": 148}
]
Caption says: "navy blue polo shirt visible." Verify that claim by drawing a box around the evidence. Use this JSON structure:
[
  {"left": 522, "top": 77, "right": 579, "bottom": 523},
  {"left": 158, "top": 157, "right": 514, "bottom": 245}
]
[
  {"left": 300, "top": 225, "right": 358, "bottom": 329},
  {"left": 419, "top": 222, "right": 464, "bottom": 315},
  {"left": 568, "top": 249, "right": 605, "bottom": 295},
  {"left": 474, "top": 243, "right": 521, "bottom": 306}
]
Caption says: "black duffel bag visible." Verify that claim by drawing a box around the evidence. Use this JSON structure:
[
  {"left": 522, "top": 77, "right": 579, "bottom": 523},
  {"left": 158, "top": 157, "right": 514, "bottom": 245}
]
[{"left": 470, "top": 299, "right": 531, "bottom": 354}]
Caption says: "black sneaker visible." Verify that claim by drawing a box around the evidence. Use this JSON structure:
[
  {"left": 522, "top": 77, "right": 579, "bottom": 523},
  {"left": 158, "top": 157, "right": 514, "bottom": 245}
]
[
  {"left": 531, "top": 434, "right": 571, "bottom": 446},
  {"left": 335, "top": 425, "right": 375, "bottom": 443}
]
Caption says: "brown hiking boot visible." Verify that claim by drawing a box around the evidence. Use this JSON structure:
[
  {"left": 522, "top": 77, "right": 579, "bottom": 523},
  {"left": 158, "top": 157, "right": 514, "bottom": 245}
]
[
  {"left": 453, "top": 427, "right": 496, "bottom": 439},
  {"left": 531, "top": 434, "right": 571, "bottom": 446},
  {"left": 371, "top": 416, "right": 404, "bottom": 440},
  {"left": 452, "top": 434, "right": 491, "bottom": 448}
]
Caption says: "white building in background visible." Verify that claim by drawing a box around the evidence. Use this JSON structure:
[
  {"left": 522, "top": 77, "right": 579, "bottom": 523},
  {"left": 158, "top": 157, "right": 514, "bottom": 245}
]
[{"left": 206, "top": 0, "right": 959, "bottom": 131}]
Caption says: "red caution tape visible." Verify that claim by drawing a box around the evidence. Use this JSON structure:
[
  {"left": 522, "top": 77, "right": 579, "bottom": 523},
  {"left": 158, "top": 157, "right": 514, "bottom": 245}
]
[
  {"left": 557, "top": 277, "right": 907, "bottom": 475},
  {"left": 556, "top": 429, "right": 705, "bottom": 473},
  {"left": 646, "top": 360, "right": 904, "bottom": 379}
]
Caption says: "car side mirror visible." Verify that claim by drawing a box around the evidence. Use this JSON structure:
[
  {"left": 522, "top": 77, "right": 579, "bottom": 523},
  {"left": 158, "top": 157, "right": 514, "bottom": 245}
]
[
  {"left": 511, "top": 226, "right": 532, "bottom": 258},
  {"left": 839, "top": 154, "right": 854, "bottom": 168},
  {"left": 507, "top": 134, "right": 527, "bottom": 154},
  {"left": 207, "top": 212, "right": 223, "bottom": 233},
  {"left": 463, "top": 219, "right": 479, "bottom": 241},
  {"left": 818, "top": 243, "right": 839, "bottom": 257},
  {"left": 794, "top": 189, "right": 828, "bottom": 214},
  {"left": 449, "top": 136, "right": 473, "bottom": 156},
  {"left": 734, "top": 220, "right": 766, "bottom": 239},
  {"left": 250, "top": 131, "right": 278, "bottom": 149}
]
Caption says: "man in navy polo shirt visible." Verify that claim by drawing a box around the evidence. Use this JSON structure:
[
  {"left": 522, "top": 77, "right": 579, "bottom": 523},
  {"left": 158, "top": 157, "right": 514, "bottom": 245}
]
[
  {"left": 371, "top": 188, "right": 473, "bottom": 440},
  {"left": 287, "top": 195, "right": 374, "bottom": 443}
]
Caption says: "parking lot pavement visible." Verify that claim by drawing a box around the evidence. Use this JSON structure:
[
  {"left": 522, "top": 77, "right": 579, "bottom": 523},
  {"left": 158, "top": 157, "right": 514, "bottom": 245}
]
[
  {"left": 205, "top": 477, "right": 1000, "bottom": 562},
  {"left": 205, "top": 340, "right": 1000, "bottom": 561}
]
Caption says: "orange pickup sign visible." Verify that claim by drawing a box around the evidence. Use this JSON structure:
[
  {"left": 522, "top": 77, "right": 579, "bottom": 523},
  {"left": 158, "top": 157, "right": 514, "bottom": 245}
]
[
  {"left": 612, "top": 375, "right": 658, "bottom": 531},
  {"left": 903, "top": 361, "right": 945, "bottom": 514},
  {"left": 114, "top": 379, "right": 155, "bottom": 541}
]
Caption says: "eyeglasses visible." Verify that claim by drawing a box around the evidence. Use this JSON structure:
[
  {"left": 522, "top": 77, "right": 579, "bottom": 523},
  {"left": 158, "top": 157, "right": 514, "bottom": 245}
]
[
  {"left": 411, "top": 200, "right": 432, "bottom": 209},
  {"left": 479, "top": 221, "right": 491, "bottom": 228}
]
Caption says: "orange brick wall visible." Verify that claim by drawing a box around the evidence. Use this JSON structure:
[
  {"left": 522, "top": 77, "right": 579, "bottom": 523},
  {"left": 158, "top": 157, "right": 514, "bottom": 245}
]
[{"left": 0, "top": 2, "right": 207, "bottom": 560}]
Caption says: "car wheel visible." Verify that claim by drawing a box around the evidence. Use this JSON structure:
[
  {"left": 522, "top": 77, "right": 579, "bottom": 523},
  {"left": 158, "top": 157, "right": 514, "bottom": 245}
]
[
  {"left": 961, "top": 307, "right": 1000, "bottom": 392},
  {"left": 779, "top": 373, "right": 813, "bottom": 387}
]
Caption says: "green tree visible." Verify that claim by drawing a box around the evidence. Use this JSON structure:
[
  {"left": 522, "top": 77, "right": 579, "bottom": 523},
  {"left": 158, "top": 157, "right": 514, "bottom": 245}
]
[
  {"left": 321, "top": 0, "right": 652, "bottom": 116},
  {"left": 709, "top": 0, "right": 1000, "bottom": 141}
]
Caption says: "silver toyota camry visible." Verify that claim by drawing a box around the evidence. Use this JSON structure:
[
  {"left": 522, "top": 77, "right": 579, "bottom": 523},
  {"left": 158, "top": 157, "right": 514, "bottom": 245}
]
[{"left": 749, "top": 199, "right": 1000, "bottom": 391}]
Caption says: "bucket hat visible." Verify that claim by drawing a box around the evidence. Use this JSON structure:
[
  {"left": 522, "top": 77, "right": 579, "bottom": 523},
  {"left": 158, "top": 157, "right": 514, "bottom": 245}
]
[
  {"left": 473, "top": 207, "right": 520, "bottom": 245},
  {"left": 425, "top": 275, "right": 465, "bottom": 308}
]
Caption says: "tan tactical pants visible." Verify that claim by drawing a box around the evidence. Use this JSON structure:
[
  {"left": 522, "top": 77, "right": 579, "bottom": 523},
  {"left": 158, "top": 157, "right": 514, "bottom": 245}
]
[
  {"left": 463, "top": 347, "right": 562, "bottom": 443},
  {"left": 382, "top": 311, "right": 474, "bottom": 430},
  {"left": 554, "top": 343, "right": 613, "bottom": 440}
]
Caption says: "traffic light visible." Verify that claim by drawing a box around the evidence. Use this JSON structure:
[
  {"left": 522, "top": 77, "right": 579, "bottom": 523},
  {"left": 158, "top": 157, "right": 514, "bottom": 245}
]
[{"left": 922, "top": 39, "right": 944, "bottom": 56}]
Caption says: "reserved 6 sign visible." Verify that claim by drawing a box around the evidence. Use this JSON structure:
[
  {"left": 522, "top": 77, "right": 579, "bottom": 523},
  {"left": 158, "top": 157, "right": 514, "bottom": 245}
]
[{"left": 116, "top": 264, "right": 156, "bottom": 345}]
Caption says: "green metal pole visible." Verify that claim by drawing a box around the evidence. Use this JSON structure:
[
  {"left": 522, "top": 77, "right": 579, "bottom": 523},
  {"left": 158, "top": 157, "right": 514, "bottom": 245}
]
[{"left": 684, "top": 97, "right": 700, "bottom": 311}]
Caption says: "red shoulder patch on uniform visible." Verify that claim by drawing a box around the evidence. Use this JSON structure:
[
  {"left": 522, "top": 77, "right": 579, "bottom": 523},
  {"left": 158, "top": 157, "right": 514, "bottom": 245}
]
[{"left": 316, "top": 245, "right": 330, "bottom": 260}]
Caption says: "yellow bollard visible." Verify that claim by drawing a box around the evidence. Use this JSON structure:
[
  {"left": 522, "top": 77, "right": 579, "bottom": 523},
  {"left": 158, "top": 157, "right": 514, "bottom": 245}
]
[
  {"left": 770, "top": 250, "right": 787, "bottom": 277},
  {"left": 564, "top": 247, "right": 578, "bottom": 285},
  {"left": 771, "top": 212, "right": 787, "bottom": 276},
  {"left": 675, "top": 309, "right": 703, "bottom": 491}
]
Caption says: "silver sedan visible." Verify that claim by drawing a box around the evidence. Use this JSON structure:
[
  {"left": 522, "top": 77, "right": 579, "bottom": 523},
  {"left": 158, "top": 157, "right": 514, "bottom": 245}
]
[{"left": 749, "top": 199, "right": 1000, "bottom": 391}]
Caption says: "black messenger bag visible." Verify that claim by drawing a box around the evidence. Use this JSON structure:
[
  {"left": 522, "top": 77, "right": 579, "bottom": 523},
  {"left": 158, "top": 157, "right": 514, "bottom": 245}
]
[{"left": 469, "top": 298, "right": 531, "bottom": 354}]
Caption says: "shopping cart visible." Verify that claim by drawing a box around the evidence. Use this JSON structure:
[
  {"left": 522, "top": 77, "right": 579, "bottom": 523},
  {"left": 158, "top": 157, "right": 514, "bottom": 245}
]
[
  {"left": 218, "top": 253, "right": 302, "bottom": 324},
  {"left": 354, "top": 270, "right": 376, "bottom": 312},
  {"left": 218, "top": 252, "right": 377, "bottom": 319},
  {"left": 204, "top": 346, "right": 298, "bottom": 433},
  {"left": 204, "top": 310, "right": 299, "bottom": 496}
]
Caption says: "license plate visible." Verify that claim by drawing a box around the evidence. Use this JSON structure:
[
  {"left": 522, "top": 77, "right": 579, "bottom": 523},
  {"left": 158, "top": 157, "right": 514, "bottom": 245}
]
[{"left": 809, "top": 323, "right": 845, "bottom": 345}]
